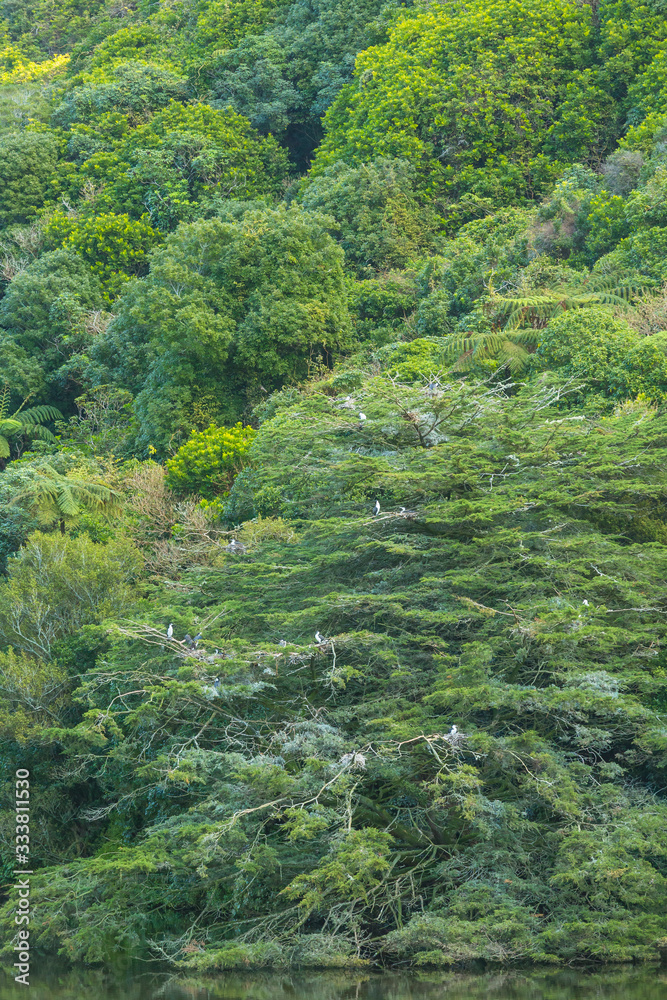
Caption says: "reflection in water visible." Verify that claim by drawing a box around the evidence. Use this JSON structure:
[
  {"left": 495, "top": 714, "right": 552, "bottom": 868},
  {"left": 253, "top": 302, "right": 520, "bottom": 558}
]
[{"left": 0, "top": 967, "right": 664, "bottom": 1000}]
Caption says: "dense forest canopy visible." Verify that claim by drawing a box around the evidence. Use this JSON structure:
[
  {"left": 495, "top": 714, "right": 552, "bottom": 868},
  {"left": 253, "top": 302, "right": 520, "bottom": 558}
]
[{"left": 1, "top": 0, "right": 667, "bottom": 974}]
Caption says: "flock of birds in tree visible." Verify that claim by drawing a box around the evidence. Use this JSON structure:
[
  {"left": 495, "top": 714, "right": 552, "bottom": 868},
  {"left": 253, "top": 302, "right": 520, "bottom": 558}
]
[
  {"left": 161, "top": 493, "right": 462, "bottom": 742},
  {"left": 163, "top": 499, "right": 399, "bottom": 645}
]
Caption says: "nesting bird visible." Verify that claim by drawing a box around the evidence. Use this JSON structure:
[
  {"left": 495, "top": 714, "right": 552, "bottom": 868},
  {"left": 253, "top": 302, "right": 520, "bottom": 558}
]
[
  {"left": 193, "top": 633, "right": 202, "bottom": 647},
  {"left": 225, "top": 539, "right": 247, "bottom": 554},
  {"left": 279, "top": 640, "right": 287, "bottom": 647},
  {"left": 444, "top": 724, "right": 466, "bottom": 749},
  {"left": 315, "top": 631, "right": 325, "bottom": 644}
]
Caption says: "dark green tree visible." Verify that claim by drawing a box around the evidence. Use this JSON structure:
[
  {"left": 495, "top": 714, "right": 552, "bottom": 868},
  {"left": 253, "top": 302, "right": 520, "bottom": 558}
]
[
  {"left": 92, "top": 204, "right": 351, "bottom": 451},
  {"left": 301, "top": 157, "right": 440, "bottom": 274},
  {"left": 0, "top": 129, "right": 61, "bottom": 226}
]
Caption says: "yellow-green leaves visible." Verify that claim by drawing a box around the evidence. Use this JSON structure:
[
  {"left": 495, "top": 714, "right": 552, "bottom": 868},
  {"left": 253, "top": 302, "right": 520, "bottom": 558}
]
[
  {"left": 165, "top": 422, "right": 256, "bottom": 499},
  {"left": 44, "top": 211, "right": 160, "bottom": 299},
  {"left": 313, "top": 0, "right": 600, "bottom": 219}
]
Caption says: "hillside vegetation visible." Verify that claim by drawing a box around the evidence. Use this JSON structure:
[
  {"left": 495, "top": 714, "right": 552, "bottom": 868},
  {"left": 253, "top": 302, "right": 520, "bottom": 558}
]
[{"left": 1, "top": 0, "right": 667, "bottom": 972}]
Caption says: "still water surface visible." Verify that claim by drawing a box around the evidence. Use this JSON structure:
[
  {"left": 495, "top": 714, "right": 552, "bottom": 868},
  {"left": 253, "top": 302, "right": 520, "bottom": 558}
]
[{"left": 0, "top": 967, "right": 665, "bottom": 1000}]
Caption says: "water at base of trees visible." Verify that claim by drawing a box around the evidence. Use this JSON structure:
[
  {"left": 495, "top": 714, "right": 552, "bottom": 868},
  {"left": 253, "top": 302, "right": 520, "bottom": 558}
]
[{"left": 0, "top": 967, "right": 664, "bottom": 1000}]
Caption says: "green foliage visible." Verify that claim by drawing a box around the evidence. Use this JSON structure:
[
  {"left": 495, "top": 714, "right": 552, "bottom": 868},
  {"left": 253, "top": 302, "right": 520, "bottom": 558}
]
[
  {"left": 0, "top": 384, "right": 60, "bottom": 461},
  {"left": 373, "top": 337, "right": 448, "bottom": 383},
  {"left": 416, "top": 210, "right": 530, "bottom": 329},
  {"left": 43, "top": 211, "right": 159, "bottom": 298},
  {"left": 0, "top": 128, "right": 61, "bottom": 225},
  {"left": 314, "top": 0, "right": 605, "bottom": 217},
  {"left": 93, "top": 205, "right": 350, "bottom": 451},
  {"left": 4, "top": 0, "right": 667, "bottom": 977},
  {"left": 51, "top": 61, "right": 190, "bottom": 127},
  {"left": 77, "top": 100, "right": 290, "bottom": 230},
  {"left": 301, "top": 158, "right": 439, "bottom": 274},
  {"left": 0, "top": 646, "right": 69, "bottom": 741},
  {"left": 282, "top": 828, "right": 394, "bottom": 915},
  {"left": 529, "top": 307, "right": 667, "bottom": 400},
  {"left": 1, "top": 0, "right": 111, "bottom": 55},
  {"left": 12, "top": 462, "right": 121, "bottom": 530},
  {"left": 198, "top": 0, "right": 395, "bottom": 163},
  {"left": 349, "top": 272, "right": 419, "bottom": 342},
  {"left": 0, "top": 249, "right": 103, "bottom": 391},
  {"left": 0, "top": 530, "right": 141, "bottom": 659},
  {"left": 584, "top": 190, "right": 630, "bottom": 261},
  {"left": 3, "top": 367, "right": 667, "bottom": 968},
  {"left": 385, "top": 886, "right": 541, "bottom": 965},
  {"left": 165, "top": 422, "right": 256, "bottom": 499},
  {"left": 194, "top": 0, "right": 291, "bottom": 58}
]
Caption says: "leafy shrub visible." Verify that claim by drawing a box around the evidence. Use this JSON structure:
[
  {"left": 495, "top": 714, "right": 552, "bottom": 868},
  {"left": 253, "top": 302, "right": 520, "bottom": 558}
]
[
  {"left": 165, "top": 422, "right": 256, "bottom": 499},
  {"left": 0, "top": 249, "right": 102, "bottom": 354},
  {"left": 43, "top": 211, "right": 160, "bottom": 298},
  {"left": 93, "top": 101, "right": 290, "bottom": 229},
  {"left": 535, "top": 308, "right": 639, "bottom": 383},
  {"left": 96, "top": 205, "right": 350, "bottom": 450},
  {"left": 349, "top": 273, "right": 418, "bottom": 341},
  {"left": 0, "top": 530, "right": 142, "bottom": 660},
  {"left": 51, "top": 62, "right": 190, "bottom": 127},
  {"left": 614, "top": 331, "right": 667, "bottom": 403},
  {"left": 0, "top": 648, "right": 69, "bottom": 742},
  {"left": 374, "top": 337, "right": 449, "bottom": 383}
]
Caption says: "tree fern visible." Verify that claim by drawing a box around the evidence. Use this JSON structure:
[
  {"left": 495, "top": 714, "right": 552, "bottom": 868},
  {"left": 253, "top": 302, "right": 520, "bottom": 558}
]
[
  {"left": 490, "top": 272, "right": 644, "bottom": 330},
  {"left": 0, "top": 384, "right": 61, "bottom": 463},
  {"left": 13, "top": 465, "right": 122, "bottom": 533},
  {"left": 448, "top": 273, "right": 645, "bottom": 371},
  {"left": 446, "top": 328, "right": 540, "bottom": 371}
]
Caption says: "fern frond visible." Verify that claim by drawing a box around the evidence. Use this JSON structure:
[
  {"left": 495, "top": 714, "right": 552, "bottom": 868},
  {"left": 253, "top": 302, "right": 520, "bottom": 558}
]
[
  {"left": 446, "top": 330, "right": 531, "bottom": 372},
  {"left": 0, "top": 418, "right": 24, "bottom": 436},
  {"left": 0, "top": 383, "right": 9, "bottom": 421},
  {"left": 510, "top": 328, "right": 541, "bottom": 345},
  {"left": 57, "top": 486, "right": 80, "bottom": 517},
  {"left": 496, "top": 340, "right": 531, "bottom": 372},
  {"left": 21, "top": 424, "right": 56, "bottom": 441},
  {"left": 18, "top": 405, "right": 62, "bottom": 425},
  {"left": 490, "top": 272, "right": 646, "bottom": 331}
]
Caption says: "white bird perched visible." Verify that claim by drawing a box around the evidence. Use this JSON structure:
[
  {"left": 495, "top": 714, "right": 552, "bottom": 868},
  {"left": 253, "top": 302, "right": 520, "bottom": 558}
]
[
  {"left": 444, "top": 724, "right": 467, "bottom": 749},
  {"left": 315, "top": 631, "right": 325, "bottom": 644},
  {"left": 167, "top": 623, "right": 174, "bottom": 639},
  {"left": 358, "top": 412, "right": 366, "bottom": 422},
  {"left": 582, "top": 599, "right": 589, "bottom": 606},
  {"left": 279, "top": 639, "right": 287, "bottom": 647},
  {"left": 373, "top": 499, "right": 381, "bottom": 516},
  {"left": 399, "top": 506, "right": 406, "bottom": 514}
]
